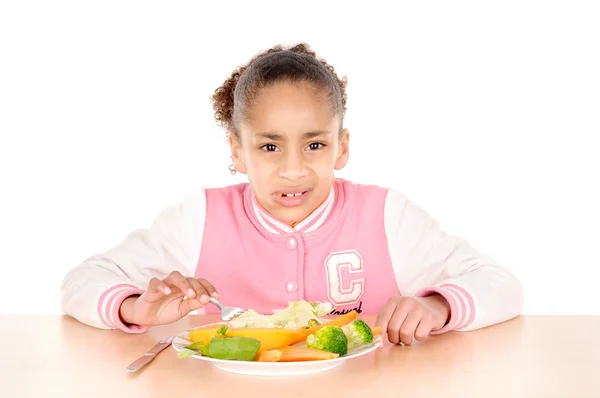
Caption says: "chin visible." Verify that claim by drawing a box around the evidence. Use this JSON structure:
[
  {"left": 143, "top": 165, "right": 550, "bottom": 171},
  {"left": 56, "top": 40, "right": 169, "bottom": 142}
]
[{"left": 274, "top": 206, "right": 311, "bottom": 224}]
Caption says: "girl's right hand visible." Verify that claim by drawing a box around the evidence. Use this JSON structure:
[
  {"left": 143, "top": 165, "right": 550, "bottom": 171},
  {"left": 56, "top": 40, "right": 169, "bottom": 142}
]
[{"left": 119, "top": 271, "right": 219, "bottom": 326}]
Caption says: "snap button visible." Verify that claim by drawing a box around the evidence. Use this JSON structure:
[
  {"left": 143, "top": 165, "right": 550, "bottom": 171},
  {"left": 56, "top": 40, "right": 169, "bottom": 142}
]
[
  {"left": 286, "top": 237, "right": 297, "bottom": 250},
  {"left": 286, "top": 282, "right": 298, "bottom": 292}
]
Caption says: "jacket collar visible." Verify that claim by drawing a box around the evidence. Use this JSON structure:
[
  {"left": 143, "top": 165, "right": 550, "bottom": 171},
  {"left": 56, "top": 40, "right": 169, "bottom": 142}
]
[{"left": 250, "top": 185, "right": 336, "bottom": 235}]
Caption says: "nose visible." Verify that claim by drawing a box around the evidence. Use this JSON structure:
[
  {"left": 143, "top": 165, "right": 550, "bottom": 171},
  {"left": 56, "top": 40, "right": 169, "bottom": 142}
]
[{"left": 278, "top": 149, "right": 309, "bottom": 181}]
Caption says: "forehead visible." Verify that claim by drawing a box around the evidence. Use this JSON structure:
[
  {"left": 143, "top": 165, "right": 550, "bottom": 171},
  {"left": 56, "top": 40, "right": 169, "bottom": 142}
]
[{"left": 242, "top": 81, "right": 340, "bottom": 138}]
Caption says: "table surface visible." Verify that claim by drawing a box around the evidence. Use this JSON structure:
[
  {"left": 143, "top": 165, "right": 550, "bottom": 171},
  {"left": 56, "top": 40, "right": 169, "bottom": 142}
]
[{"left": 1, "top": 314, "right": 599, "bottom": 398}]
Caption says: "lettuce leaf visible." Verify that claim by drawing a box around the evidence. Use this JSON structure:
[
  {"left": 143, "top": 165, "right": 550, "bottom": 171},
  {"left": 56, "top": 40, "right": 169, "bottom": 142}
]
[{"left": 226, "top": 300, "right": 334, "bottom": 329}]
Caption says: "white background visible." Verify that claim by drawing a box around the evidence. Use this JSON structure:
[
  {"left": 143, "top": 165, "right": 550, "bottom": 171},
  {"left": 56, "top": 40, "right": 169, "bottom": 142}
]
[{"left": 1, "top": 1, "right": 598, "bottom": 315}]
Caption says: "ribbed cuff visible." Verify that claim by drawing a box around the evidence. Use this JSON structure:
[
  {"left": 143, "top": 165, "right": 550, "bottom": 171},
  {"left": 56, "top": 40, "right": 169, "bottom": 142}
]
[
  {"left": 415, "top": 283, "right": 475, "bottom": 334},
  {"left": 98, "top": 284, "right": 149, "bottom": 334}
]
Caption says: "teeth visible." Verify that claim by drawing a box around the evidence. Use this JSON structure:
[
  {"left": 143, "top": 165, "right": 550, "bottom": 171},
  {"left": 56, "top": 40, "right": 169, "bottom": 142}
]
[{"left": 280, "top": 192, "right": 303, "bottom": 197}]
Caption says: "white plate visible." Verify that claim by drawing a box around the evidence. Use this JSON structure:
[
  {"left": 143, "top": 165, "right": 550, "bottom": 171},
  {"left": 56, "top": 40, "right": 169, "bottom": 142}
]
[{"left": 171, "top": 324, "right": 382, "bottom": 376}]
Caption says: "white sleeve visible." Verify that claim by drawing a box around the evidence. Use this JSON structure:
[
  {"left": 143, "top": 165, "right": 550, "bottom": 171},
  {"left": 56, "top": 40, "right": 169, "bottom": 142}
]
[
  {"left": 60, "top": 187, "right": 207, "bottom": 333},
  {"left": 383, "top": 188, "right": 524, "bottom": 333}
]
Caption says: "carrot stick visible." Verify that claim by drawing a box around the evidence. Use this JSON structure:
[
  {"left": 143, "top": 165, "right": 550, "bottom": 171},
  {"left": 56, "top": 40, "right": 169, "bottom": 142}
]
[
  {"left": 371, "top": 326, "right": 382, "bottom": 336},
  {"left": 256, "top": 349, "right": 282, "bottom": 362},
  {"left": 225, "top": 328, "right": 306, "bottom": 352},
  {"left": 300, "top": 310, "right": 358, "bottom": 338},
  {"left": 276, "top": 345, "right": 339, "bottom": 361}
]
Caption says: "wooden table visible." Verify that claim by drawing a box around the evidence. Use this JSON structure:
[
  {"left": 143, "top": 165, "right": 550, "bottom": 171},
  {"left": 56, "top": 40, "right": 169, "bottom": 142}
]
[{"left": 1, "top": 315, "right": 599, "bottom": 397}]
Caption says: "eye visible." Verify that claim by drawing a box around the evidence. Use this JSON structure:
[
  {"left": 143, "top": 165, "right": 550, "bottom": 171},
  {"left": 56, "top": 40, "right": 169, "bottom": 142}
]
[
  {"left": 261, "top": 144, "right": 279, "bottom": 152},
  {"left": 307, "top": 142, "right": 325, "bottom": 150}
]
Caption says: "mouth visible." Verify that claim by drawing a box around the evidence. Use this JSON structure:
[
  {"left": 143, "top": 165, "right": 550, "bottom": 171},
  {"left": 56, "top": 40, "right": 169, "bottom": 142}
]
[
  {"left": 271, "top": 187, "right": 312, "bottom": 207},
  {"left": 276, "top": 191, "right": 308, "bottom": 198}
]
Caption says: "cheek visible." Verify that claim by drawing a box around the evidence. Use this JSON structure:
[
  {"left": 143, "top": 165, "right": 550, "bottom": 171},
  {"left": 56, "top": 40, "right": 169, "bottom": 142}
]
[
  {"left": 245, "top": 151, "right": 274, "bottom": 175},
  {"left": 308, "top": 156, "right": 336, "bottom": 181},
  {"left": 309, "top": 148, "right": 337, "bottom": 166},
  {"left": 242, "top": 148, "right": 260, "bottom": 167}
]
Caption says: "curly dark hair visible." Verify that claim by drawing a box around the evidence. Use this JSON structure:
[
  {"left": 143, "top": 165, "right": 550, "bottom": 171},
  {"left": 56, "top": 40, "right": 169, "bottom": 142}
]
[{"left": 210, "top": 43, "right": 348, "bottom": 136}]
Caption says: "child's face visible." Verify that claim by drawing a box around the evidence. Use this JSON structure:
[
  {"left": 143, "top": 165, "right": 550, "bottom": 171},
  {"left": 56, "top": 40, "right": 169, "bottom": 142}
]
[{"left": 229, "top": 81, "right": 349, "bottom": 224}]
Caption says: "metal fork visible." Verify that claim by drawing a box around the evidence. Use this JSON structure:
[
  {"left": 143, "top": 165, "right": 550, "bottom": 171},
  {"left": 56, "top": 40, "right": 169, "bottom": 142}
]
[{"left": 209, "top": 297, "right": 245, "bottom": 321}]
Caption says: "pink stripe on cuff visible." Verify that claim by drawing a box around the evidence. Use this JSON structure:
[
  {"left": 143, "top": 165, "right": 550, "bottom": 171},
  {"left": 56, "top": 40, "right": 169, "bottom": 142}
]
[
  {"left": 443, "top": 284, "right": 476, "bottom": 329},
  {"left": 97, "top": 284, "right": 148, "bottom": 333},
  {"left": 415, "top": 286, "right": 463, "bottom": 334},
  {"left": 98, "top": 284, "right": 130, "bottom": 327},
  {"left": 109, "top": 288, "right": 148, "bottom": 334},
  {"left": 105, "top": 287, "right": 131, "bottom": 325}
]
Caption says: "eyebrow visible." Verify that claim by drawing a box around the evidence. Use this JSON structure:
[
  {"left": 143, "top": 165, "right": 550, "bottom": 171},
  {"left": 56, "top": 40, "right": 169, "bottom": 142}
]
[{"left": 255, "top": 131, "right": 329, "bottom": 140}]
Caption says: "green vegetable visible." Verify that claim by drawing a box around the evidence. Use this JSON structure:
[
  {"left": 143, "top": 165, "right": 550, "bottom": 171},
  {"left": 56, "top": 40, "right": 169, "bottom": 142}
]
[
  {"left": 310, "top": 301, "right": 335, "bottom": 316},
  {"left": 187, "top": 341, "right": 210, "bottom": 355},
  {"left": 178, "top": 324, "right": 261, "bottom": 361},
  {"left": 179, "top": 333, "right": 261, "bottom": 361},
  {"left": 226, "top": 300, "right": 334, "bottom": 329},
  {"left": 301, "top": 318, "right": 322, "bottom": 329},
  {"left": 306, "top": 325, "right": 348, "bottom": 356},
  {"left": 177, "top": 348, "right": 198, "bottom": 359},
  {"left": 178, "top": 341, "right": 209, "bottom": 358},
  {"left": 207, "top": 336, "right": 261, "bottom": 361},
  {"left": 341, "top": 319, "right": 373, "bottom": 350},
  {"left": 215, "top": 324, "right": 228, "bottom": 338},
  {"left": 186, "top": 341, "right": 206, "bottom": 350}
]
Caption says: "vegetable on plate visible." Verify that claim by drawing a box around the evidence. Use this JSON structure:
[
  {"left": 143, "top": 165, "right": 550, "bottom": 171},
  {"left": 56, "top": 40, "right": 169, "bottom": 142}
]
[{"left": 180, "top": 300, "right": 381, "bottom": 363}]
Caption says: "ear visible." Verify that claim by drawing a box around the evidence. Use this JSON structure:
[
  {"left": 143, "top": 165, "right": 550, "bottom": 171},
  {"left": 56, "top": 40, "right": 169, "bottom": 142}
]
[
  {"left": 334, "top": 128, "right": 350, "bottom": 170},
  {"left": 228, "top": 132, "right": 247, "bottom": 174}
]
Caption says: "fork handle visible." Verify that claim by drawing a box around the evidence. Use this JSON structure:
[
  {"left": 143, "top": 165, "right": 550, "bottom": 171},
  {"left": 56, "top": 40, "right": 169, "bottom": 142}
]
[{"left": 208, "top": 297, "right": 224, "bottom": 310}]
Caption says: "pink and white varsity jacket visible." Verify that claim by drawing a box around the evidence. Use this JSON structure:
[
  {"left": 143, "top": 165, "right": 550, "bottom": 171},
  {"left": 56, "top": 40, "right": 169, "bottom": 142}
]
[{"left": 60, "top": 179, "right": 523, "bottom": 334}]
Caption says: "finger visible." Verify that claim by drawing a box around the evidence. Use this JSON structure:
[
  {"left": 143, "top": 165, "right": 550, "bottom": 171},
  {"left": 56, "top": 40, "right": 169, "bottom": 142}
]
[
  {"left": 178, "top": 295, "right": 205, "bottom": 317},
  {"left": 188, "top": 278, "right": 210, "bottom": 305},
  {"left": 140, "top": 278, "right": 172, "bottom": 304},
  {"left": 165, "top": 271, "right": 195, "bottom": 298},
  {"left": 148, "top": 277, "right": 172, "bottom": 295},
  {"left": 197, "top": 278, "right": 219, "bottom": 298},
  {"left": 415, "top": 313, "right": 434, "bottom": 342},
  {"left": 400, "top": 311, "right": 422, "bottom": 345},
  {"left": 375, "top": 299, "right": 398, "bottom": 338},
  {"left": 387, "top": 309, "right": 409, "bottom": 345}
]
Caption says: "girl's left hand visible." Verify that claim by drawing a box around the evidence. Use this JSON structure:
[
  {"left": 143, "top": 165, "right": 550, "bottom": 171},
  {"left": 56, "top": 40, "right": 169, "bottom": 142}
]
[{"left": 375, "top": 294, "right": 451, "bottom": 345}]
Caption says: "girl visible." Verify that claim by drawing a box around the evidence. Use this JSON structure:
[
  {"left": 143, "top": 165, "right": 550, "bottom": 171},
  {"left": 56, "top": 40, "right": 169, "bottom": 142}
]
[{"left": 60, "top": 43, "right": 523, "bottom": 346}]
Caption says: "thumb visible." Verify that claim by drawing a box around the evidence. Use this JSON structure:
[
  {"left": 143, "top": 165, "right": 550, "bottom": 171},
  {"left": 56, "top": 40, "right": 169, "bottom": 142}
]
[{"left": 375, "top": 298, "right": 397, "bottom": 337}]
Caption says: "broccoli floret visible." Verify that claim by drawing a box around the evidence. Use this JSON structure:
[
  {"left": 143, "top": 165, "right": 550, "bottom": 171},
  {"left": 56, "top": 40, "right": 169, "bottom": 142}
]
[
  {"left": 341, "top": 320, "right": 373, "bottom": 350},
  {"left": 306, "top": 326, "right": 348, "bottom": 356}
]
